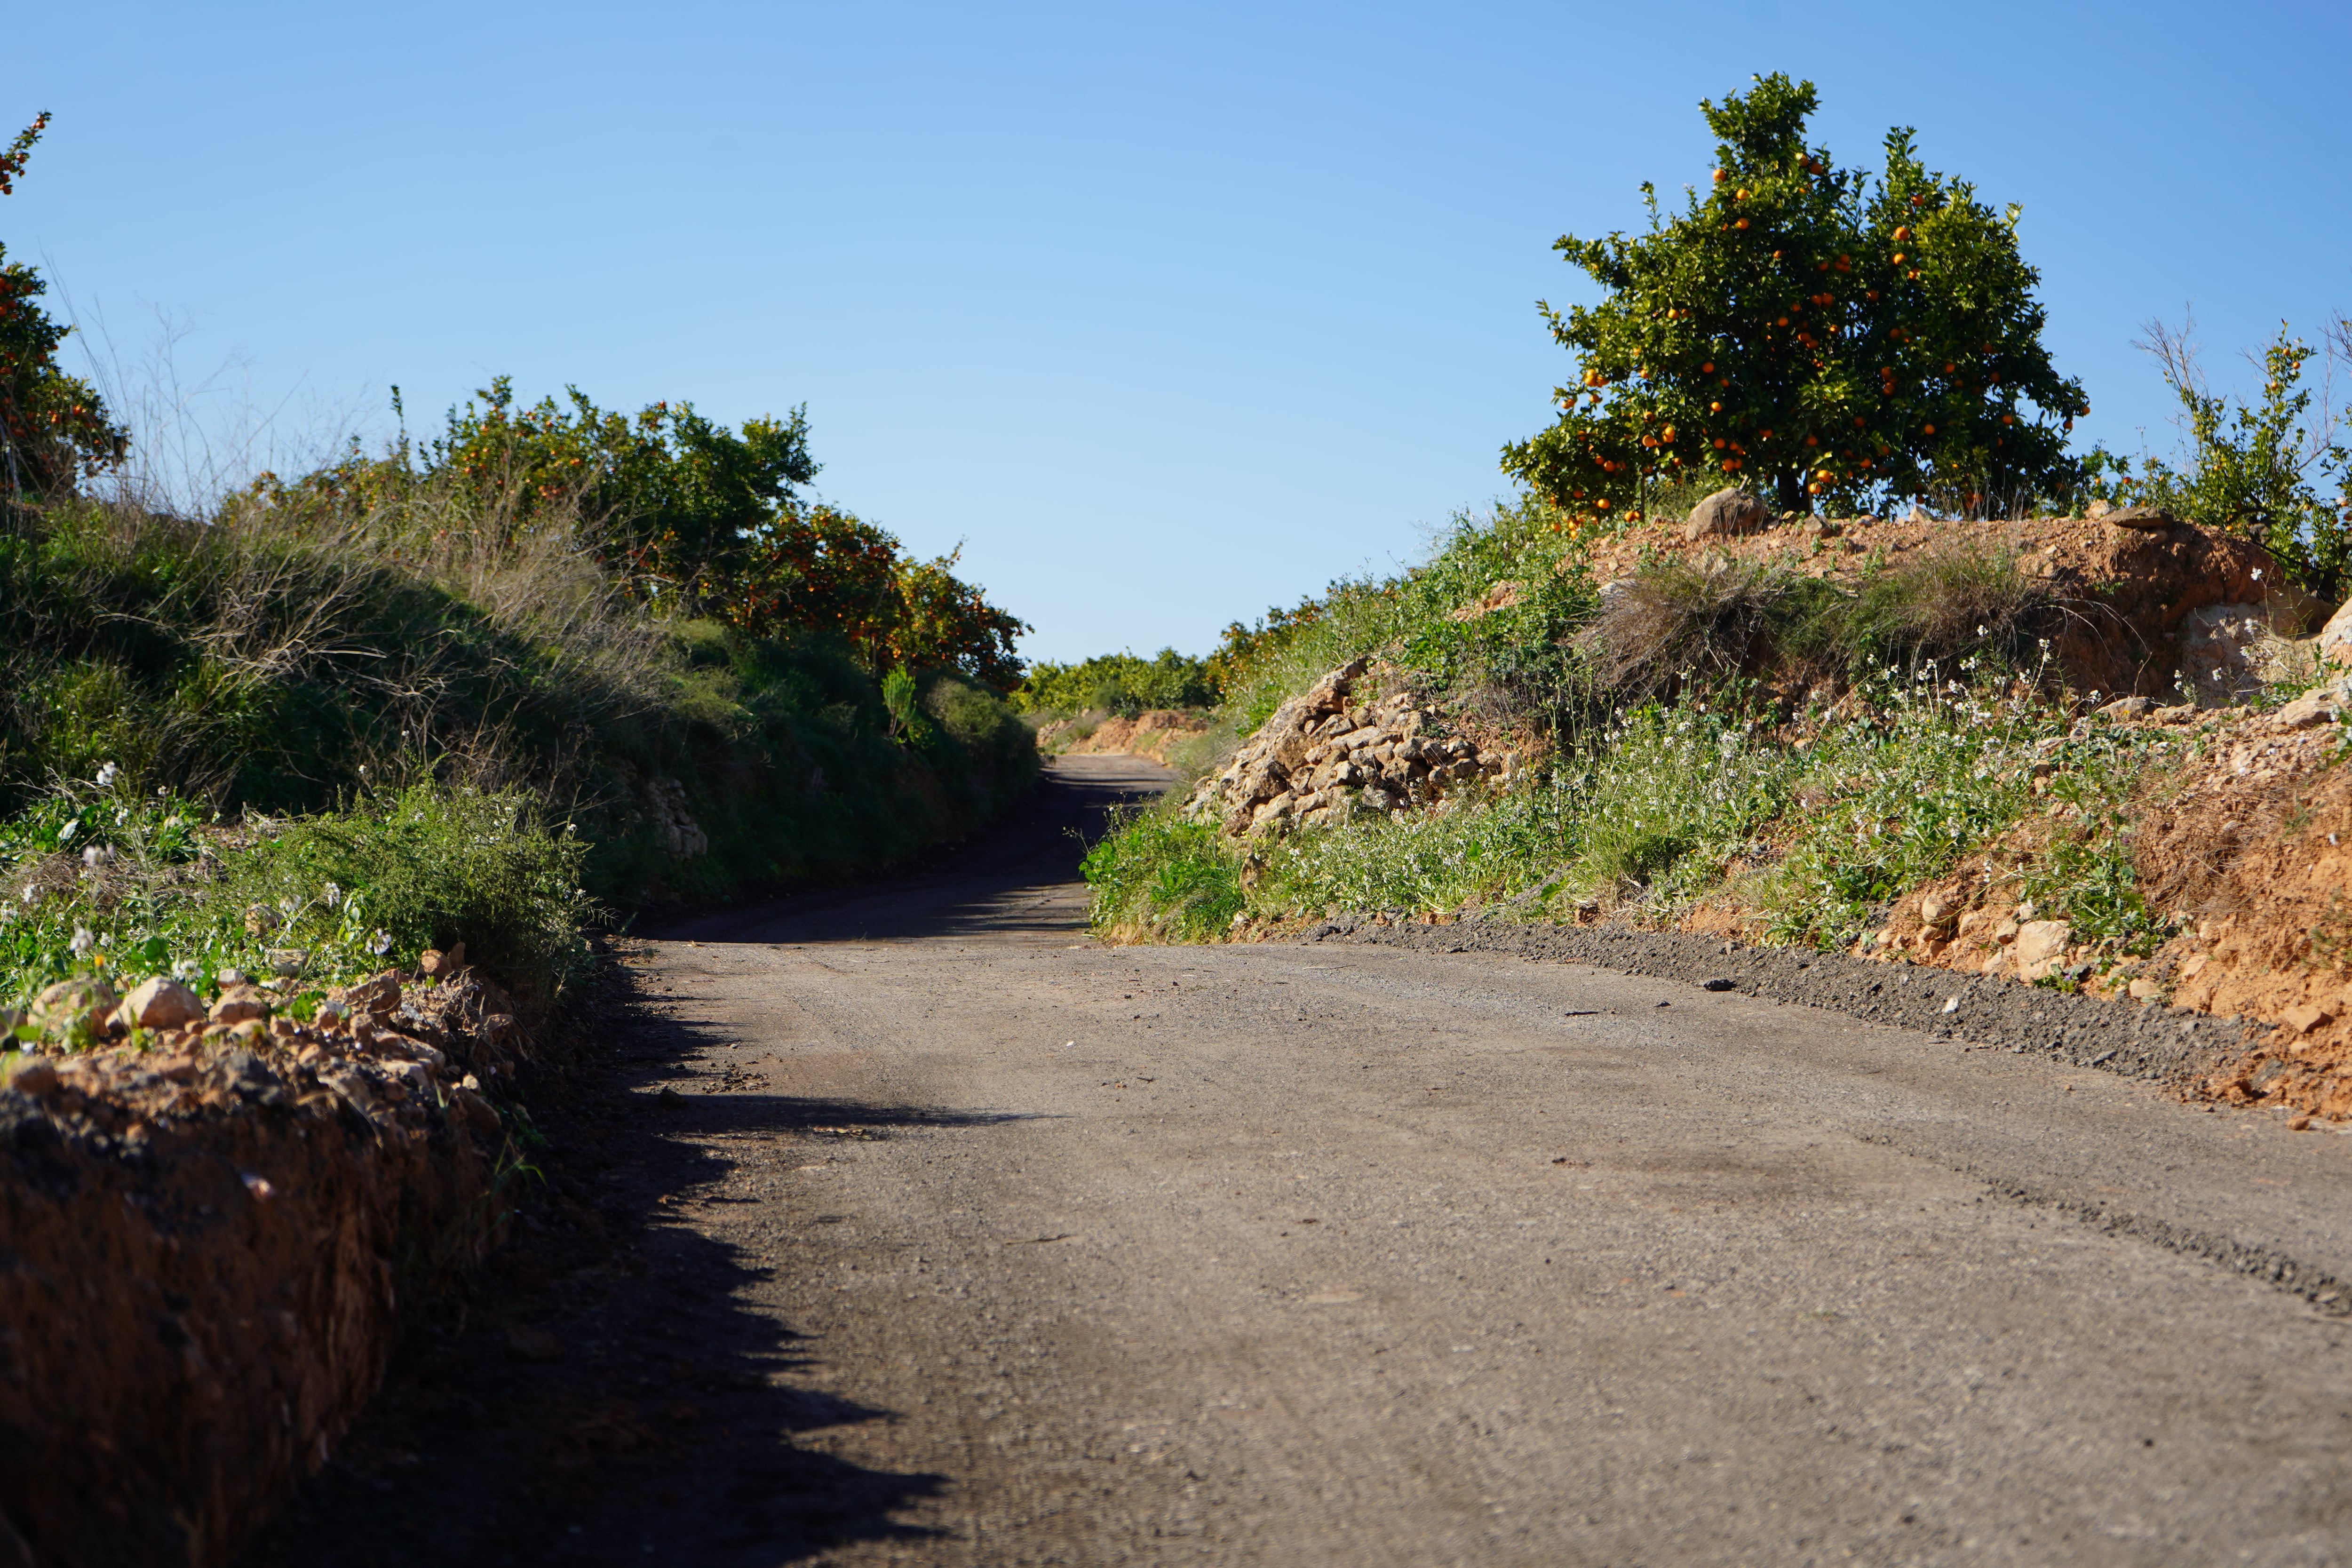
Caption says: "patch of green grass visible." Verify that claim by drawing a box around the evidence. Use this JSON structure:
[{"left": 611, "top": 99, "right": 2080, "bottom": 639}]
[
  {"left": 1081, "top": 809, "right": 1244, "bottom": 941},
  {"left": 0, "top": 771, "right": 592, "bottom": 1029},
  {"left": 1090, "top": 663, "right": 2176, "bottom": 959}
]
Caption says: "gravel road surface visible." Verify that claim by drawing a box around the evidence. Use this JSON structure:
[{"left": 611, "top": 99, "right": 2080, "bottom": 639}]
[{"left": 251, "top": 755, "right": 2352, "bottom": 1567}]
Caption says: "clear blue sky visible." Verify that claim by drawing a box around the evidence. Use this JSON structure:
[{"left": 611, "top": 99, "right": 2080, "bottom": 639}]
[{"left": 13, "top": 1, "right": 2349, "bottom": 662}]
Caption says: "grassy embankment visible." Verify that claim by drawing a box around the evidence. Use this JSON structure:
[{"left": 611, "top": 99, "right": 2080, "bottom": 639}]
[
  {"left": 1081, "top": 493, "right": 2256, "bottom": 980},
  {"left": 0, "top": 404, "right": 1036, "bottom": 1025}
]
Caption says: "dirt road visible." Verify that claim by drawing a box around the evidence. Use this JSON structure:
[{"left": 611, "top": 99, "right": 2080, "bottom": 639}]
[{"left": 253, "top": 756, "right": 2352, "bottom": 1567}]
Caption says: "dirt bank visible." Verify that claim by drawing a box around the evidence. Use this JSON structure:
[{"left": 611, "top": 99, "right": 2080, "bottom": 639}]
[
  {"left": 1036, "top": 708, "right": 1211, "bottom": 766},
  {"left": 1581, "top": 507, "right": 2327, "bottom": 700},
  {"left": 1, "top": 963, "right": 531, "bottom": 1566}
]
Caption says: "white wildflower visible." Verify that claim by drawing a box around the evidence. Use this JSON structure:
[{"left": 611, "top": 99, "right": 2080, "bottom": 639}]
[
  {"left": 95, "top": 761, "right": 118, "bottom": 788},
  {"left": 368, "top": 929, "right": 392, "bottom": 955},
  {"left": 322, "top": 882, "right": 343, "bottom": 909},
  {"left": 69, "top": 925, "right": 93, "bottom": 956}
]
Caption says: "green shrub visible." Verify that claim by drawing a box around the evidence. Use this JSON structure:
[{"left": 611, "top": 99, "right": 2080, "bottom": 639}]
[
  {"left": 1014, "top": 649, "right": 1219, "bottom": 716},
  {"left": 1081, "top": 810, "right": 1243, "bottom": 940},
  {"left": 0, "top": 114, "right": 127, "bottom": 501},
  {"left": 216, "top": 783, "right": 593, "bottom": 1007},
  {"left": 2084, "top": 319, "right": 2351, "bottom": 597}
]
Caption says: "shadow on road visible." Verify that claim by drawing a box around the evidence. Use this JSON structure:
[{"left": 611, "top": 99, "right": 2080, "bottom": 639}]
[
  {"left": 664, "top": 755, "right": 1176, "bottom": 946},
  {"left": 237, "top": 755, "right": 1172, "bottom": 1567}
]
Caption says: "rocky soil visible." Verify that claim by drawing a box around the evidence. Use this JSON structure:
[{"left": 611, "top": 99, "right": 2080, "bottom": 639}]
[
  {"left": 1307, "top": 911, "right": 2249, "bottom": 1088},
  {"left": 1180, "top": 660, "right": 1520, "bottom": 837},
  {"left": 0, "top": 952, "right": 535, "bottom": 1566},
  {"left": 1588, "top": 499, "right": 2336, "bottom": 703}
]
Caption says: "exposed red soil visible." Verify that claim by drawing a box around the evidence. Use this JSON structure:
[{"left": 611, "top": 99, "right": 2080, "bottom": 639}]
[
  {"left": 1580, "top": 509, "right": 2320, "bottom": 700},
  {"left": 1042, "top": 708, "right": 1212, "bottom": 766},
  {"left": 0, "top": 964, "right": 529, "bottom": 1565}
]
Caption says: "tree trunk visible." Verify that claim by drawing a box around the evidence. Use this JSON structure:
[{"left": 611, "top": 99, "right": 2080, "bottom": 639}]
[{"left": 1773, "top": 470, "right": 1805, "bottom": 514}]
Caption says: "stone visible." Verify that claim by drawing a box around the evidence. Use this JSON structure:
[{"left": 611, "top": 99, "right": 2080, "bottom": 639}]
[
  {"left": 1918, "top": 892, "right": 1955, "bottom": 930},
  {"left": 322, "top": 1068, "right": 375, "bottom": 1112},
  {"left": 2152, "top": 703, "right": 2199, "bottom": 724},
  {"left": 115, "top": 973, "right": 207, "bottom": 1034},
  {"left": 2127, "top": 977, "right": 2162, "bottom": 1000},
  {"left": 266, "top": 948, "right": 309, "bottom": 978},
  {"left": 2180, "top": 603, "right": 2298, "bottom": 707},
  {"left": 334, "top": 971, "right": 402, "bottom": 1019},
  {"left": 2086, "top": 499, "right": 2113, "bottom": 519},
  {"left": 647, "top": 777, "right": 709, "bottom": 858},
  {"left": 2281, "top": 1002, "right": 2334, "bottom": 1036},
  {"left": 1684, "top": 487, "right": 1770, "bottom": 541},
  {"left": 2320, "top": 598, "right": 2352, "bottom": 673},
  {"left": 2010, "top": 919, "right": 2073, "bottom": 979},
  {"left": 31, "top": 979, "right": 118, "bottom": 1040},
  {"left": 2275, "top": 690, "right": 2341, "bottom": 729},
  {"left": 3, "top": 1057, "right": 58, "bottom": 1096},
  {"left": 2097, "top": 695, "right": 2156, "bottom": 720},
  {"left": 208, "top": 985, "right": 271, "bottom": 1026},
  {"left": 1956, "top": 908, "right": 2007, "bottom": 944},
  {"left": 2104, "top": 504, "right": 2180, "bottom": 532}
]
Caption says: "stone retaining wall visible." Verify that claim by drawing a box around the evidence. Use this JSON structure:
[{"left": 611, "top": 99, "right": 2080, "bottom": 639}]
[{"left": 0, "top": 961, "right": 525, "bottom": 1566}]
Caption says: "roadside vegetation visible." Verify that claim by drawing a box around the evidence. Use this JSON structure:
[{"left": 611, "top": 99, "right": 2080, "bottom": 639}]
[
  {"left": 1085, "top": 75, "right": 2352, "bottom": 1042},
  {"left": 0, "top": 114, "right": 1036, "bottom": 1027}
]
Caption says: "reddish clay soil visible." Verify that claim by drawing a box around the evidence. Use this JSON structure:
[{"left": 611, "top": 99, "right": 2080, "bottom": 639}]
[
  {"left": 1042, "top": 708, "right": 1212, "bottom": 766},
  {"left": 1581, "top": 509, "right": 2318, "bottom": 700}
]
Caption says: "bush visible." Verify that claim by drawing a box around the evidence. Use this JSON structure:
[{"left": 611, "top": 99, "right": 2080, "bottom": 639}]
[
  {"left": 1579, "top": 542, "right": 2057, "bottom": 700},
  {"left": 0, "top": 439, "right": 1039, "bottom": 910},
  {"left": 1081, "top": 810, "right": 1243, "bottom": 940},
  {"left": 2083, "top": 318, "right": 2352, "bottom": 597},
  {"left": 1014, "top": 649, "right": 1219, "bottom": 716}
]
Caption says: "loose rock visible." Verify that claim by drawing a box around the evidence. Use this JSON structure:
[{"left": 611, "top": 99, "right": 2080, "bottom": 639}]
[{"left": 1683, "top": 486, "right": 1770, "bottom": 542}]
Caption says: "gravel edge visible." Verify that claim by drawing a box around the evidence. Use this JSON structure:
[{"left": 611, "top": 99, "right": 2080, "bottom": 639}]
[{"left": 1296, "top": 915, "right": 2253, "bottom": 1087}]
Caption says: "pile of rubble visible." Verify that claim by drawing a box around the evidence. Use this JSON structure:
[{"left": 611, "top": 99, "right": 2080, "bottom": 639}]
[{"left": 1183, "top": 660, "right": 1520, "bottom": 836}]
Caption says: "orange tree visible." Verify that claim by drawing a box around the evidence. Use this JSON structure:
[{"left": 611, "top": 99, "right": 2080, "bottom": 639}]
[
  {"left": 0, "top": 114, "right": 126, "bottom": 501},
  {"left": 389, "top": 380, "right": 1028, "bottom": 686},
  {"left": 1502, "top": 74, "right": 2087, "bottom": 523}
]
